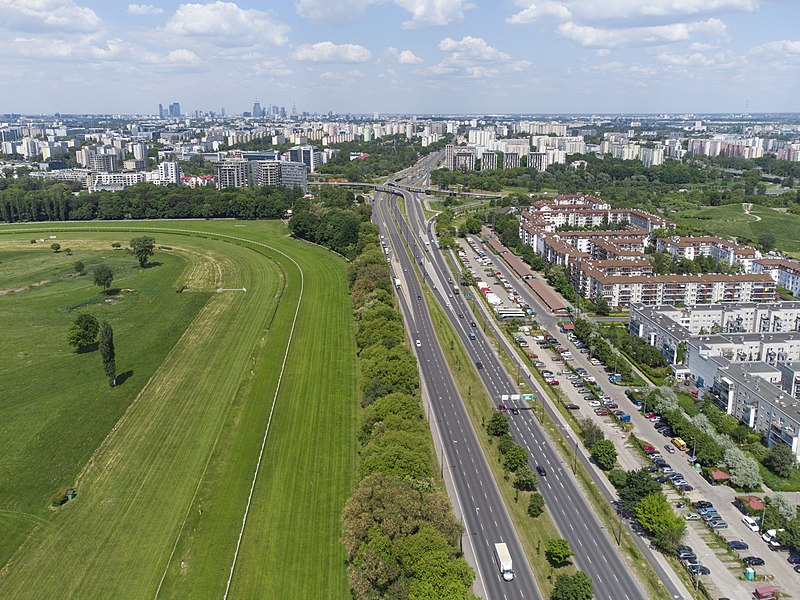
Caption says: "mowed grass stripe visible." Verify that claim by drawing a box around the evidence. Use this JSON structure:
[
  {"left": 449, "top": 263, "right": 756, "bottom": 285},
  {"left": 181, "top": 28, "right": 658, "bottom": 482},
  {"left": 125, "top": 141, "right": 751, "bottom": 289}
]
[
  {"left": 0, "top": 235, "right": 288, "bottom": 598},
  {"left": 226, "top": 243, "right": 357, "bottom": 599}
]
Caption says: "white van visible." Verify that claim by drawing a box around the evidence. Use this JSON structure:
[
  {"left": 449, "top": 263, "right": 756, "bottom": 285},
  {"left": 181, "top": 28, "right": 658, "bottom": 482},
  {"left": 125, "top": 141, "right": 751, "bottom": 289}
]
[{"left": 742, "top": 516, "right": 759, "bottom": 532}]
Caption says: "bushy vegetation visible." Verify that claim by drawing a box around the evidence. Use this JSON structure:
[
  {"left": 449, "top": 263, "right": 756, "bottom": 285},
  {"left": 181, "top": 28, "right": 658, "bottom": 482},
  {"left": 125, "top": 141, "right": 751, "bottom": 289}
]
[
  {"left": 342, "top": 222, "right": 475, "bottom": 599},
  {"left": 289, "top": 187, "right": 372, "bottom": 259},
  {"left": 0, "top": 178, "right": 306, "bottom": 222},
  {"left": 572, "top": 320, "right": 635, "bottom": 383}
]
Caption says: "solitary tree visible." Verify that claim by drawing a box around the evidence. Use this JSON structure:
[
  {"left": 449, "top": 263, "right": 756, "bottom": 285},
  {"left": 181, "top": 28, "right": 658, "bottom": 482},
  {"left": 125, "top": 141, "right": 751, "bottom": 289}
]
[
  {"left": 486, "top": 410, "right": 509, "bottom": 437},
  {"left": 545, "top": 538, "right": 574, "bottom": 566},
  {"left": 74, "top": 260, "right": 85, "bottom": 275},
  {"left": 514, "top": 466, "right": 538, "bottom": 491},
  {"left": 527, "top": 492, "right": 545, "bottom": 518},
  {"left": 130, "top": 236, "right": 156, "bottom": 267},
  {"left": 67, "top": 313, "right": 99, "bottom": 350},
  {"left": 65, "top": 248, "right": 72, "bottom": 255},
  {"left": 759, "top": 232, "right": 777, "bottom": 253},
  {"left": 764, "top": 443, "right": 796, "bottom": 478},
  {"left": 51, "top": 242, "right": 61, "bottom": 253},
  {"left": 93, "top": 264, "right": 114, "bottom": 292},
  {"left": 591, "top": 439, "right": 618, "bottom": 471},
  {"left": 98, "top": 321, "right": 116, "bottom": 387},
  {"left": 551, "top": 571, "right": 593, "bottom": 600}
]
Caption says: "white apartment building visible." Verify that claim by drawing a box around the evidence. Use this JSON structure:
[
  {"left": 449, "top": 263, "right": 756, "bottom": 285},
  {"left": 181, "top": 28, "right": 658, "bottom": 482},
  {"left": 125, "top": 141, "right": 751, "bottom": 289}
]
[
  {"left": 754, "top": 258, "right": 800, "bottom": 298},
  {"left": 656, "top": 236, "right": 761, "bottom": 273}
]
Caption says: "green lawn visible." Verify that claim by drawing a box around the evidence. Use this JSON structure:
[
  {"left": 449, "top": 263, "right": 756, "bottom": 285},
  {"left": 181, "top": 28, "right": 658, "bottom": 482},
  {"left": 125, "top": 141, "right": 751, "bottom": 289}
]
[
  {"left": 0, "top": 221, "right": 357, "bottom": 599},
  {"left": 676, "top": 203, "right": 800, "bottom": 254}
]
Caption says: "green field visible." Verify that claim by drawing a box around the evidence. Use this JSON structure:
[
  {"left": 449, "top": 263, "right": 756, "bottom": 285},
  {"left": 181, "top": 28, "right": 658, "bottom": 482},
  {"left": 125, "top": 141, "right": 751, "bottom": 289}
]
[
  {"left": 676, "top": 203, "right": 800, "bottom": 255},
  {"left": 0, "top": 221, "right": 357, "bottom": 599}
]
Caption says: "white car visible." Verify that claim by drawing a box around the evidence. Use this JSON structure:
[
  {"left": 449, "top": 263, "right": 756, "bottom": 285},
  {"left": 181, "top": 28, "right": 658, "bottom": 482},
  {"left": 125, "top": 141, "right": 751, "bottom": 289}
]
[
  {"left": 415, "top": 340, "right": 421, "bottom": 347},
  {"left": 742, "top": 516, "right": 760, "bottom": 532},
  {"left": 588, "top": 400, "right": 601, "bottom": 407},
  {"left": 685, "top": 513, "right": 701, "bottom": 521}
]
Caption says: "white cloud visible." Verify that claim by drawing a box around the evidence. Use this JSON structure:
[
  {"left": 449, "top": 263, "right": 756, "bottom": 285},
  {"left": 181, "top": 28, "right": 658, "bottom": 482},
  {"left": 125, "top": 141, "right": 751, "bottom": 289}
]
[
  {"left": 558, "top": 18, "right": 726, "bottom": 48},
  {"left": 293, "top": 41, "right": 372, "bottom": 63},
  {"left": 388, "top": 47, "right": 424, "bottom": 64},
  {"left": 0, "top": 0, "right": 102, "bottom": 32},
  {"left": 595, "top": 48, "right": 611, "bottom": 56},
  {"left": 128, "top": 3, "right": 164, "bottom": 15},
  {"left": 438, "top": 36, "right": 510, "bottom": 61},
  {"left": 506, "top": 1, "right": 571, "bottom": 24},
  {"left": 508, "top": 0, "right": 757, "bottom": 26},
  {"left": 394, "top": 0, "right": 475, "bottom": 28},
  {"left": 426, "top": 36, "right": 523, "bottom": 79},
  {"left": 319, "top": 69, "right": 364, "bottom": 80},
  {"left": 752, "top": 39, "right": 800, "bottom": 56},
  {"left": 295, "top": 0, "right": 378, "bottom": 24},
  {"left": 165, "top": 48, "right": 202, "bottom": 64},
  {"left": 690, "top": 42, "right": 717, "bottom": 51},
  {"left": 165, "top": 2, "right": 289, "bottom": 47}
]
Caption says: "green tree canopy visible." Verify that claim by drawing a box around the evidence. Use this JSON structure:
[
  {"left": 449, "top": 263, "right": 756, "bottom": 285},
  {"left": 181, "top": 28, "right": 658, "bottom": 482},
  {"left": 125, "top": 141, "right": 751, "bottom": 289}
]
[
  {"left": 130, "top": 236, "right": 156, "bottom": 267},
  {"left": 764, "top": 444, "right": 796, "bottom": 478},
  {"left": 92, "top": 264, "right": 114, "bottom": 292},
  {"left": 486, "top": 410, "right": 509, "bottom": 437},
  {"left": 67, "top": 313, "right": 99, "bottom": 349},
  {"left": 527, "top": 492, "right": 545, "bottom": 518},
  {"left": 98, "top": 320, "right": 116, "bottom": 387},
  {"left": 551, "top": 571, "right": 593, "bottom": 600},
  {"left": 545, "top": 538, "right": 574, "bottom": 566},
  {"left": 590, "top": 439, "right": 617, "bottom": 471},
  {"left": 634, "top": 492, "right": 686, "bottom": 552}
]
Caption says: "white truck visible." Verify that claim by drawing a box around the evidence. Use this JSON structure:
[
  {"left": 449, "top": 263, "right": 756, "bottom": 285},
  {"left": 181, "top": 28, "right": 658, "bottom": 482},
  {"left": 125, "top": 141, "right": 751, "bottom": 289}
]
[{"left": 494, "top": 542, "right": 514, "bottom": 581}]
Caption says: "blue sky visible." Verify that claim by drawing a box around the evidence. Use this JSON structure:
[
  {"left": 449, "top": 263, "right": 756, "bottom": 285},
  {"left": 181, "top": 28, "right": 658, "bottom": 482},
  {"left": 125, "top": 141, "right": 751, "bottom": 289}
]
[{"left": 1, "top": 0, "right": 798, "bottom": 115}]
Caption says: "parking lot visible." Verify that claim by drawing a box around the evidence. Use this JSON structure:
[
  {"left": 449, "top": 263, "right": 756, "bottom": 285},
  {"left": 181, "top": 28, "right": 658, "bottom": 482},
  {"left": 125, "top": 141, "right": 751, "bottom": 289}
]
[{"left": 456, "top": 238, "right": 800, "bottom": 600}]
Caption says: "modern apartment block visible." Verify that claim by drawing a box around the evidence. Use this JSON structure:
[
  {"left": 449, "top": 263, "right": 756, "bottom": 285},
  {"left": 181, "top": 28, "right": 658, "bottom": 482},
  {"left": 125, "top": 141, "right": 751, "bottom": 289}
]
[
  {"left": 753, "top": 258, "right": 800, "bottom": 298},
  {"left": 216, "top": 158, "right": 307, "bottom": 191},
  {"left": 655, "top": 236, "right": 761, "bottom": 272},
  {"left": 519, "top": 195, "right": 777, "bottom": 308},
  {"left": 629, "top": 302, "right": 800, "bottom": 457}
]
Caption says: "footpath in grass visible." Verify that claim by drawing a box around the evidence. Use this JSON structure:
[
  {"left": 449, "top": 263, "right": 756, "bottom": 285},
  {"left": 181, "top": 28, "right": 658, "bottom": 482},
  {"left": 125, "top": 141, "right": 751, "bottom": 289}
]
[{"left": 0, "top": 222, "right": 357, "bottom": 600}]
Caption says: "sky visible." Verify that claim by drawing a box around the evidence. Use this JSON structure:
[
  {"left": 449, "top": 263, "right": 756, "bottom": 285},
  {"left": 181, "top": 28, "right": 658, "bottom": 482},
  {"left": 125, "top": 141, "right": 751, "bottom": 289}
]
[{"left": 1, "top": 0, "right": 799, "bottom": 115}]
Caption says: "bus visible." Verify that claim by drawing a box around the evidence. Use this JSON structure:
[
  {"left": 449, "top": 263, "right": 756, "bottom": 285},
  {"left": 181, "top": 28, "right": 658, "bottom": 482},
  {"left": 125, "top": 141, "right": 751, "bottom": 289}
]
[{"left": 671, "top": 437, "right": 688, "bottom": 451}]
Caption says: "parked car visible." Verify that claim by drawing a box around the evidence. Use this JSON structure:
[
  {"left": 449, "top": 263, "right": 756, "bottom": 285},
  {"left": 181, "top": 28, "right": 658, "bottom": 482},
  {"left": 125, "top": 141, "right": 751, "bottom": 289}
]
[
  {"left": 688, "top": 565, "right": 710, "bottom": 575},
  {"left": 743, "top": 557, "right": 765, "bottom": 566},
  {"left": 594, "top": 409, "right": 609, "bottom": 416},
  {"left": 685, "top": 513, "right": 701, "bottom": 521},
  {"left": 588, "top": 400, "right": 601, "bottom": 407},
  {"left": 728, "top": 540, "right": 749, "bottom": 550},
  {"left": 566, "top": 404, "right": 580, "bottom": 410},
  {"left": 665, "top": 444, "right": 676, "bottom": 453}
]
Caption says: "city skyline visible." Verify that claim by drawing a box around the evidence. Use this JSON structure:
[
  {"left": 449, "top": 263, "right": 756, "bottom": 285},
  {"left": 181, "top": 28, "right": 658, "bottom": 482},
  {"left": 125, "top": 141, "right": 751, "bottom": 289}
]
[{"left": 1, "top": 0, "right": 799, "bottom": 115}]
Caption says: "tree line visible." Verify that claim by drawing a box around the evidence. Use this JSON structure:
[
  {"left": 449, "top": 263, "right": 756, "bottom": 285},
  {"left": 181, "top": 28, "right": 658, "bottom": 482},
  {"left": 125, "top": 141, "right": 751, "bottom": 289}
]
[
  {"left": 340, "top": 220, "right": 476, "bottom": 599},
  {"left": 0, "top": 178, "right": 305, "bottom": 223}
]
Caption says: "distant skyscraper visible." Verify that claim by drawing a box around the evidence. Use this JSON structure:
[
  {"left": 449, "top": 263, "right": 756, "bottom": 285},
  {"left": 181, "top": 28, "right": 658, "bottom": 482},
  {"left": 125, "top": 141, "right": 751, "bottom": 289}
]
[
  {"left": 158, "top": 103, "right": 164, "bottom": 119},
  {"left": 169, "top": 102, "right": 181, "bottom": 117},
  {"left": 221, "top": 107, "right": 225, "bottom": 116},
  {"left": 291, "top": 102, "right": 297, "bottom": 116},
  {"left": 252, "top": 101, "right": 262, "bottom": 118}
]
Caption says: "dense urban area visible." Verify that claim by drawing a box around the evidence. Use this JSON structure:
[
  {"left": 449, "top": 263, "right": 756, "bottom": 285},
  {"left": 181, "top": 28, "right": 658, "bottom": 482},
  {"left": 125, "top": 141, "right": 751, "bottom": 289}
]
[{"left": 3, "top": 108, "right": 800, "bottom": 600}]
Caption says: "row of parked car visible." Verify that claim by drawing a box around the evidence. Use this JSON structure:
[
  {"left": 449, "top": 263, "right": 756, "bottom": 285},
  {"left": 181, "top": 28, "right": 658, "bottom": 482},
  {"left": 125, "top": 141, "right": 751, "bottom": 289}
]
[
  {"left": 676, "top": 544, "right": 711, "bottom": 576},
  {"left": 643, "top": 445, "right": 695, "bottom": 494}
]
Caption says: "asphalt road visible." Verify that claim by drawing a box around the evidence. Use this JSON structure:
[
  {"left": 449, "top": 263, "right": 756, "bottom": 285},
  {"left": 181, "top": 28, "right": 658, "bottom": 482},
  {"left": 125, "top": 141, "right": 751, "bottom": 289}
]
[
  {"left": 388, "top": 186, "right": 648, "bottom": 600},
  {"left": 373, "top": 191, "right": 543, "bottom": 600}
]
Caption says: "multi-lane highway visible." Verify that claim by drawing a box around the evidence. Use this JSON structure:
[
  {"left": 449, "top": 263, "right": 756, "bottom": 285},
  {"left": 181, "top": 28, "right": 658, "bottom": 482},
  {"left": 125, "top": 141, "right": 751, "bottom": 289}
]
[
  {"left": 377, "top": 158, "right": 660, "bottom": 599},
  {"left": 373, "top": 188, "right": 543, "bottom": 600}
]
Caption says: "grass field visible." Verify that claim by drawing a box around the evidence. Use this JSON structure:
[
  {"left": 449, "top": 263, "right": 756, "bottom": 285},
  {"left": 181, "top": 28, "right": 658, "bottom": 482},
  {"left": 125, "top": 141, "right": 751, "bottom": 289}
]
[
  {"left": 0, "top": 221, "right": 357, "bottom": 599},
  {"left": 676, "top": 203, "right": 800, "bottom": 255}
]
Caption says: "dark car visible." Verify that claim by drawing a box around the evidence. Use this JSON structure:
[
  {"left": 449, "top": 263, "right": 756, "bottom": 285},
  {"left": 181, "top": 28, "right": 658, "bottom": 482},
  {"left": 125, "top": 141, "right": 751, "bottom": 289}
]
[
  {"left": 475, "top": 361, "right": 483, "bottom": 369},
  {"left": 692, "top": 501, "right": 713, "bottom": 509},
  {"left": 743, "top": 557, "right": 765, "bottom": 566},
  {"left": 566, "top": 404, "right": 580, "bottom": 410},
  {"left": 688, "top": 565, "right": 710, "bottom": 575},
  {"left": 788, "top": 554, "right": 800, "bottom": 565},
  {"left": 728, "top": 540, "right": 749, "bottom": 550},
  {"left": 536, "top": 465, "right": 546, "bottom": 476},
  {"left": 511, "top": 408, "right": 520, "bottom": 415},
  {"left": 471, "top": 321, "right": 477, "bottom": 327}
]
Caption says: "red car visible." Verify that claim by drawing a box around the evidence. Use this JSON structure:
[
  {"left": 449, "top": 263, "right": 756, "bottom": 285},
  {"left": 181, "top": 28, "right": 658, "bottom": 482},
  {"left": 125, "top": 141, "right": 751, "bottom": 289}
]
[
  {"left": 595, "top": 409, "right": 609, "bottom": 416},
  {"left": 645, "top": 412, "right": 656, "bottom": 419},
  {"left": 607, "top": 403, "right": 619, "bottom": 410},
  {"left": 548, "top": 380, "right": 559, "bottom": 386},
  {"left": 498, "top": 403, "right": 508, "bottom": 412},
  {"left": 643, "top": 444, "right": 655, "bottom": 452}
]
